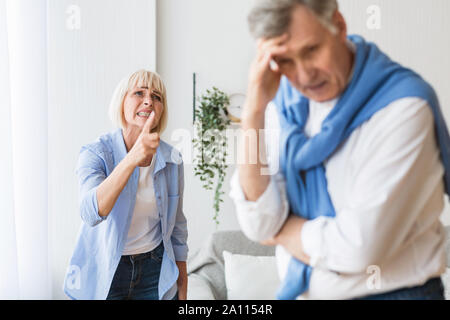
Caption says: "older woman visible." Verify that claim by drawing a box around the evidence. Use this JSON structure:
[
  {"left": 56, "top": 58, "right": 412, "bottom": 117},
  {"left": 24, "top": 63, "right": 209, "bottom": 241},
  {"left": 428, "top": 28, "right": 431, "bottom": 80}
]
[{"left": 64, "top": 70, "right": 188, "bottom": 300}]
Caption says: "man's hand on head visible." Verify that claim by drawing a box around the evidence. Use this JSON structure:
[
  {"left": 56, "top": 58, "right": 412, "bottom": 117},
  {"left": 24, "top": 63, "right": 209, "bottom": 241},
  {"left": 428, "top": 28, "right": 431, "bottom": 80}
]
[{"left": 243, "top": 33, "right": 289, "bottom": 120}]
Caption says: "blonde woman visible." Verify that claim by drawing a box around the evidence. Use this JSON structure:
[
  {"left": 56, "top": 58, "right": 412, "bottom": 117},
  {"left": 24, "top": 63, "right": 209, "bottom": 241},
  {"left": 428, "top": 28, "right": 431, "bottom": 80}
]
[{"left": 64, "top": 70, "right": 188, "bottom": 300}]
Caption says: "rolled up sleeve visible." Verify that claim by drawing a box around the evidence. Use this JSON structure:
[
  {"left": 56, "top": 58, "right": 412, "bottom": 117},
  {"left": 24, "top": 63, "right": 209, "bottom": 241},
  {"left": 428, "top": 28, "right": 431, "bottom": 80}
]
[
  {"left": 229, "top": 169, "right": 289, "bottom": 242},
  {"left": 229, "top": 101, "right": 289, "bottom": 242},
  {"left": 76, "top": 147, "right": 108, "bottom": 227}
]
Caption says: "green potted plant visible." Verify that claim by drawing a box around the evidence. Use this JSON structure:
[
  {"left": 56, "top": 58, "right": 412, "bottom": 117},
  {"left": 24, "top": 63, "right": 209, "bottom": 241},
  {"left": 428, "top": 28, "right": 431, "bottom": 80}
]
[{"left": 192, "top": 87, "right": 231, "bottom": 225}]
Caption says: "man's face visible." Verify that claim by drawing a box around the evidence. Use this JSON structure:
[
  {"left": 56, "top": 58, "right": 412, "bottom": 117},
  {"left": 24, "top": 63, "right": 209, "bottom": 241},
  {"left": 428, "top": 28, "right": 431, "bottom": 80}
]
[{"left": 272, "top": 5, "right": 353, "bottom": 102}]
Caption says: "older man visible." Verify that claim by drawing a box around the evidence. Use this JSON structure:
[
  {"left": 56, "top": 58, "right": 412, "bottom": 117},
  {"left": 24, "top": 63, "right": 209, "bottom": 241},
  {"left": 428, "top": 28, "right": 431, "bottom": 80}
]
[{"left": 230, "top": 0, "right": 450, "bottom": 300}]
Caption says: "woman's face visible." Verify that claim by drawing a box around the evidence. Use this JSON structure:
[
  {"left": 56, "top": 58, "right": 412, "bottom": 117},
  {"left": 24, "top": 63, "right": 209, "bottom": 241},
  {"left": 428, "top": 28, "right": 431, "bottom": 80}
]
[{"left": 123, "top": 86, "right": 164, "bottom": 133}]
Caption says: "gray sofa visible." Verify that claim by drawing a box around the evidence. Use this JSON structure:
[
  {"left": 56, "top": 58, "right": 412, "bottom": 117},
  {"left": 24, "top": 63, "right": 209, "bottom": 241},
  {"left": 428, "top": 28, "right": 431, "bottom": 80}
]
[
  {"left": 188, "top": 228, "right": 450, "bottom": 300},
  {"left": 187, "top": 230, "right": 275, "bottom": 300}
]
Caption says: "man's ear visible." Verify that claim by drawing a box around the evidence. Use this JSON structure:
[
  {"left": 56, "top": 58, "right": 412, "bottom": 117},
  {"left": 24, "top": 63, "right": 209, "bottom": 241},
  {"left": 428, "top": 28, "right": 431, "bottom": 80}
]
[{"left": 332, "top": 10, "right": 348, "bottom": 42}]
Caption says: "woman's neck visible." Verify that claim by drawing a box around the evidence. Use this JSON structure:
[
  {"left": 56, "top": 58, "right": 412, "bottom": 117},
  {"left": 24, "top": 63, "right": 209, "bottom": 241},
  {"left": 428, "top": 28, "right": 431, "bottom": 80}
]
[{"left": 122, "top": 126, "right": 140, "bottom": 152}]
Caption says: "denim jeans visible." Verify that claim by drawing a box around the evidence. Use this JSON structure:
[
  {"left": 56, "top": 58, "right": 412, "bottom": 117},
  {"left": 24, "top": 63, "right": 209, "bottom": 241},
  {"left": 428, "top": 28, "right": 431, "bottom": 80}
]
[
  {"left": 353, "top": 277, "right": 445, "bottom": 300},
  {"left": 106, "top": 241, "right": 177, "bottom": 300}
]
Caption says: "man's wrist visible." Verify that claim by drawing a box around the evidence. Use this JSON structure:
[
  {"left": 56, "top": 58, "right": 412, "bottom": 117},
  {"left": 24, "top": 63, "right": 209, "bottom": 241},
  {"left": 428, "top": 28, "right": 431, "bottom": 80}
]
[
  {"left": 241, "top": 108, "right": 266, "bottom": 128},
  {"left": 275, "top": 216, "right": 311, "bottom": 265},
  {"left": 242, "top": 106, "right": 265, "bottom": 117}
]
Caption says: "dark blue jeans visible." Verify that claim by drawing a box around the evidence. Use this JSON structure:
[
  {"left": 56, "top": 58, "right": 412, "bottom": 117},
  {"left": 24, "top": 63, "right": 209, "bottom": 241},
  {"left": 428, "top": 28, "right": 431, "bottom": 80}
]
[
  {"left": 353, "top": 277, "right": 445, "bottom": 300},
  {"left": 106, "top": 242, "right": 178, "bottom": 300}
]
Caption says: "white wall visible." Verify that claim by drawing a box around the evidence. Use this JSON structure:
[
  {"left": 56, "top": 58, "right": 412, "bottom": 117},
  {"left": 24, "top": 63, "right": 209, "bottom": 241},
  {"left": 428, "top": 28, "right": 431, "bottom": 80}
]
[
  {"left": 48, "top": 0, "right": 156, "bottom": 299},
  {"left": 156, "top": 0, "right": 257, "bottom": 259},
  {"left": 156, "top": 0, "right": 450, "bottom": 258}
]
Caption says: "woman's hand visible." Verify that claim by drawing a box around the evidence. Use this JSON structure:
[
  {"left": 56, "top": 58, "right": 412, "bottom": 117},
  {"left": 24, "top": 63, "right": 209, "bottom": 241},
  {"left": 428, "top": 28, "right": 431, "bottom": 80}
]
[
  {"left": 96, "top": 115, "right": 160, "bottom": 217},
  {"left": 243, "top": 33, "right": 288, "bottom": 118},
  {"left": 126, "top": 112, "right": 160, "bottom": 168},
  {"left": 176, "top": 261, "right": 188, "bottom": 300}
]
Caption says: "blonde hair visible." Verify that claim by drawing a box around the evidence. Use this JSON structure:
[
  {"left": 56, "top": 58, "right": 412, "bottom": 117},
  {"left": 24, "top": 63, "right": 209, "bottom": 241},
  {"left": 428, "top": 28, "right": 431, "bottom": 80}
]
[{"left": 108, "top": 69, "right": 168, "bottom": 133}]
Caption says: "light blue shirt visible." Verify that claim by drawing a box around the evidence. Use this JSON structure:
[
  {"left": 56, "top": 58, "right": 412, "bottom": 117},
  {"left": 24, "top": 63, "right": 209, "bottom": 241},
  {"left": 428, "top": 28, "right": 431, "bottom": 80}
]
[{"left": 63, "top": 129, "right": 188, "bottom": 300}]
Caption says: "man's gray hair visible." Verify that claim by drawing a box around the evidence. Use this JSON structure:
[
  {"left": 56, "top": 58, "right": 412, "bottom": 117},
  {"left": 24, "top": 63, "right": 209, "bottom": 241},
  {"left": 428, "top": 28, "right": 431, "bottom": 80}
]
[{"left": 248, "top": 0, "right": 339, "bottom": 39}]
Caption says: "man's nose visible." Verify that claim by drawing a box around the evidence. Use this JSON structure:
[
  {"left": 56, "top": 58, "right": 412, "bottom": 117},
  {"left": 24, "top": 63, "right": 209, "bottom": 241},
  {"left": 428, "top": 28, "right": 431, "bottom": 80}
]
[{"left": 296, "top": 61, "right": 317, "bottom": 85}]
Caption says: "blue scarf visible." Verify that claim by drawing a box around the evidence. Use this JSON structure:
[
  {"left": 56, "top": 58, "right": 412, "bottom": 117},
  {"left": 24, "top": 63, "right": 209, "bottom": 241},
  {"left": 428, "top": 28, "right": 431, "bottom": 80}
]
[{"left": 274, "top": 35, "right": 450, "bottom": 300}]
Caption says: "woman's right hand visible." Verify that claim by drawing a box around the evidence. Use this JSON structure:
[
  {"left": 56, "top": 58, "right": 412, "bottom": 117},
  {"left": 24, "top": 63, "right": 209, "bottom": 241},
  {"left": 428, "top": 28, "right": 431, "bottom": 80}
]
[
  {"left": 127, "top": 112, "right": 160, "bottom": 168},
  {"left": 95, "top": 112, "right": 160, "bottom": 218}
]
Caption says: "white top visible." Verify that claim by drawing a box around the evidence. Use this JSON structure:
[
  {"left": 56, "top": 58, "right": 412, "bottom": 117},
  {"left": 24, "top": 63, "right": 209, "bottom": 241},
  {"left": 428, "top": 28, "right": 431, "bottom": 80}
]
[
  {"left": 229, "top": 94, "right": 447, "bottom": 299},
  {"left": 123, "top": 156, "right": 162, "bottom": 255}
]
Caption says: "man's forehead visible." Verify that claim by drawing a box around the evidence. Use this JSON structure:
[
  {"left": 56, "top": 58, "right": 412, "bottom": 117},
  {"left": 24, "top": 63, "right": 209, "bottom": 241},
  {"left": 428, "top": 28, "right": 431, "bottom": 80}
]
[
  {"left": 285, "top": 5, "right": 327, "bottom": 44},
  {"left": 283, "top": 34, "right": 321, "bottom": 50}
]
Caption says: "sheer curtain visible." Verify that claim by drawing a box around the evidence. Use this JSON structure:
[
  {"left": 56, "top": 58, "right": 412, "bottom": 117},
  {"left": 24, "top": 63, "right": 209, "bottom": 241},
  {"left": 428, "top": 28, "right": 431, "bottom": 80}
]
[{"left": 0, "top": 0, "right": 51, "bottom": 299}]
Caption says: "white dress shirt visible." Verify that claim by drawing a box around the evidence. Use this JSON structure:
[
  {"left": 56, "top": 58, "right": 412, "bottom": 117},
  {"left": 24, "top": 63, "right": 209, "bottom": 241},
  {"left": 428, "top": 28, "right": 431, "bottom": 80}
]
[{"left": 229, "top": 95, "right": 447, "bottom": 299}]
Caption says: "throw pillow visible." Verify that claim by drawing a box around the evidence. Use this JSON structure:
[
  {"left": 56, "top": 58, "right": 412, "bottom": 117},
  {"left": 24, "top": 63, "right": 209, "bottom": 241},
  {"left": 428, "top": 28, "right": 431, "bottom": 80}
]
[{"left": 223, "top": 250, "right": 280, "bottom": 300}]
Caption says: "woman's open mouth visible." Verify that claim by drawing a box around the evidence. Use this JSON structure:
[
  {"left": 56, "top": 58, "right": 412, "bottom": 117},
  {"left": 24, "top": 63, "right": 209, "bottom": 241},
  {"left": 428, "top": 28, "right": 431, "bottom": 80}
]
[{"left": 137, "top": 111, "right": 153, "bottom": 117}]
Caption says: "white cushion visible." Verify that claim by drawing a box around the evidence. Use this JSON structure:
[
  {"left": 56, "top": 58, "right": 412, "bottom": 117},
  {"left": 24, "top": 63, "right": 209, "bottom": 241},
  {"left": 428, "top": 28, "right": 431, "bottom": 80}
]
[{"left": 223, "top": 250, "right": 280, "bottom": 300}]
